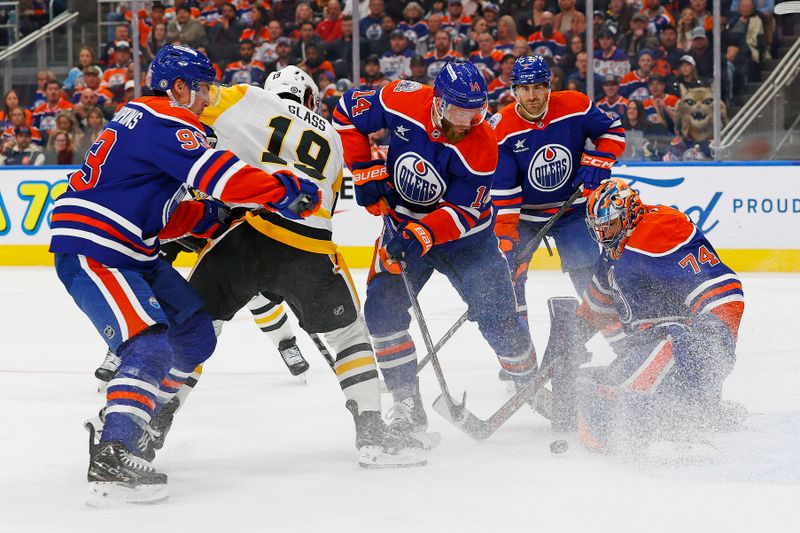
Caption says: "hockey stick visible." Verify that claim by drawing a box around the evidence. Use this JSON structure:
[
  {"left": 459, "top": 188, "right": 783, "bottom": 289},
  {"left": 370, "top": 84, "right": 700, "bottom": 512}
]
[
  {"left": 380, "top": 202, "right": 468, "bottom": 422},
  {"left": 416, "top": 187, "right": 584, "bottom": 374},
  {"left": 430, "top": 191, "right": 586, "bottom": 439},
  {"left": 432, "top": 356, "right": 559, "bottom": 440},
  {"left": 510, "top": 187, "right": 584, "bottom": 274},
  {"left": 309, "top": 333, "right": 336, "bottom": 368},
  {"left": 416, "top": 313, "right": 469, "bottom": 374}
]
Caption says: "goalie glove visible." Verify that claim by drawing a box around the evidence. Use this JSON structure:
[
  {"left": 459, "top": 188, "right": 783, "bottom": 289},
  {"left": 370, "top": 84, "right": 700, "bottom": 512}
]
[
  {"left": 268, "top": 169, "right": 322, "bottom": 220},
  {"left": 379, "top": 221, "right": 434, "bottom": 274},
  {"left": 352, "top": 159, "right": 394, "bottom": 216},
  {"left": 572, "top": 150, "right": 616, "bottom": 191}
]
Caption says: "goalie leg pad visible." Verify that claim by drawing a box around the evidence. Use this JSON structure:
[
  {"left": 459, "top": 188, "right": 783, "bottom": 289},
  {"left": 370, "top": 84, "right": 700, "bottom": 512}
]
[
  {"left": 576, "top": 331, "right": 716, "bottom": 454},
  {"left": 541, "top": 297, "right": 591, "bottom": 432}
]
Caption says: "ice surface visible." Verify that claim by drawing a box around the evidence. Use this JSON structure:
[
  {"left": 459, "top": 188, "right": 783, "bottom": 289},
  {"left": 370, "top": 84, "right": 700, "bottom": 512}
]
[{"left": 1, "top": 267, "right": 798, "bottom": 532}]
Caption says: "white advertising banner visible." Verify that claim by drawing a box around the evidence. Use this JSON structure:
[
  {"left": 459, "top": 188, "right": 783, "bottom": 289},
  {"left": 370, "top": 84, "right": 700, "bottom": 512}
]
[
  {"left": 330, "top": 162, "right": 800, "bottom": 250},
  {"left": 0, "top": 163, "right": 798, "bottom": 268}
]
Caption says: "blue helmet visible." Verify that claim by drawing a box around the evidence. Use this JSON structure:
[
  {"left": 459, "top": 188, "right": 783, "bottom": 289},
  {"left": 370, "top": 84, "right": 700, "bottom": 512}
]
[
  {"left": 148, "top": 44, "right": 217, "bottom": 93},
  {"left": 434, "top": 60, "right": 488, "bottom": 110},
  {"left": 510, "top": 55, "right": 551, "bottom": 87},
  {"left": 433, "top": 60, "right": 488, "bottom": 126}
]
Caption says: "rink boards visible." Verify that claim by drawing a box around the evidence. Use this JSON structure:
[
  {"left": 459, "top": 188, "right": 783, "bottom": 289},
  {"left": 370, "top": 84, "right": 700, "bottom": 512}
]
[{"left": 0, "top": 161, "right": 798, "bottom": 272}]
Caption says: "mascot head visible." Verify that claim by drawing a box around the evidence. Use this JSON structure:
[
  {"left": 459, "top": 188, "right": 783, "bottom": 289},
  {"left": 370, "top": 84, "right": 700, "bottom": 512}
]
[{"left": 675, "top": 85, "right": 727, "bottom": 143}]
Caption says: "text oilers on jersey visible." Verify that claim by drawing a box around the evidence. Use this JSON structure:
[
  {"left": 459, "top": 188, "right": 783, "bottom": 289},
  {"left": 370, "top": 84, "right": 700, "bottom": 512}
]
[
  {"left": 491, "top": 90, "right": 625, "bottom": 222},
  {"left": 333, "top": 76, "right": 497, "bottom": 246}
]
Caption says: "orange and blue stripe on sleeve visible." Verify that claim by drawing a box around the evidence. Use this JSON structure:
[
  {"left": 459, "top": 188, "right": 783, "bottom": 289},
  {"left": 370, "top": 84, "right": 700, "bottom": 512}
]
[
  {"left": 492, "top": 184, "right": 522, "bottom": 220},
  {"left": 419, "top": 201, "right": 492, "bottom": 245},
  {"left": 586, "top": 103, "right": 626, "bottom": 158},
  {"left": 187, "top": 148, "right": 285, "bottom": 206},
  {"left": 684, "top": 273, "right": 745, "bottom": 337}
]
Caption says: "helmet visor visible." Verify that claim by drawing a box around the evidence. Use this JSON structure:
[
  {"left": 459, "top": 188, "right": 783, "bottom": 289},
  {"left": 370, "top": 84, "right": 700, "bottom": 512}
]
[
  {"left": 436, "top": 97, "right": 488, "bottom": 127},
  {"left": 207, "top": 83, "right": 222, "bottom": 107}
]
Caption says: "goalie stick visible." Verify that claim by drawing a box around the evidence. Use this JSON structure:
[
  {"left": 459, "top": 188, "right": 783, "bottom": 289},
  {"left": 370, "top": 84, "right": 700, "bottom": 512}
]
[
  {"left": 432, "top": 356, "right": 560, "bottom": 440},
  {"left": 415, "top": 188, "right": 584, "bottom": 374}
]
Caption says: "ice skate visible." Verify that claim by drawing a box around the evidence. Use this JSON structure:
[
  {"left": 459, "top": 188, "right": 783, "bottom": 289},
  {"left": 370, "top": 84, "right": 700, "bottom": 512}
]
[
  {"left": 95, "top": 349, "right": 120, "bottom": 392},
  {"left": 278, "top": 337, "right": 310, "bottom": 382},
  {"left": 85, "top": 408, "right": 158, "bottom": 462},
  {"left": 85, "top": 425, "right": 168, "bottom": 507},
  {"left": 386, "top": 394, "right": 441, "bottom": 450},
  {"left": 346, "top": 400, "right": 427, "bottom": 468}
]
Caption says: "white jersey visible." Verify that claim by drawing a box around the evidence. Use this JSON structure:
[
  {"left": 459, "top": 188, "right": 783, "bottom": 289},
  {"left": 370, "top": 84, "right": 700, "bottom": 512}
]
[{"left": 201, "top": 84, "right": 345, "bottom": 254}]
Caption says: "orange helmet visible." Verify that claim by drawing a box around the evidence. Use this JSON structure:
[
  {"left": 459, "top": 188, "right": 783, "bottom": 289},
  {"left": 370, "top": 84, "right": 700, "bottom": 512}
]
[{"left": 585, "top": 178, "right": 645, "bottom": 258}]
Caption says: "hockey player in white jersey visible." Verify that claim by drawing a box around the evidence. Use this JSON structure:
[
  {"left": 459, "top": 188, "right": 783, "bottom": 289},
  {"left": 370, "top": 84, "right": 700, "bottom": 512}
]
[{"left": 150, "top": 67, "right": 426, "bottom": 468}]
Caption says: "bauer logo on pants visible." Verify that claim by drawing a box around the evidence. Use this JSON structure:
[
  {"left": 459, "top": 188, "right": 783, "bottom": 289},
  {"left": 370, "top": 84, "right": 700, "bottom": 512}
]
[
  {"left": 527, "top": 144, "right": 573, "bottom": 192},
  {"left": 394, "top": 152, "right": 446, "bottom": 206}
]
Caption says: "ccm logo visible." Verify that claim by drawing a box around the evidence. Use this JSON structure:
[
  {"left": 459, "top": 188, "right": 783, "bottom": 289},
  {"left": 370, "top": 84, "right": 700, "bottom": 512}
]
[
  {"left": 353, "top": 166, "right": 388, "bottom": 183},
  {"left": 581, "top": 154, "right": 615, "bottom": 169}
]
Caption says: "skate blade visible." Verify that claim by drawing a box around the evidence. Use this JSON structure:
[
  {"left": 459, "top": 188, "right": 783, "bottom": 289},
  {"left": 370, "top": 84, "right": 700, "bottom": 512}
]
[
  {"left": 293, "top": 372, "right": 309, "bottom": 384},
  {"left": 358, "top": 445, "right": 427, "bottom": 469},
  {"left": 86, "top": 482, "right": 169, "bottom": 508},
  {"left": 644, "top": 440, "right": 718, "bottom": 464},
  {"left": 410, "top": 430, "right": 442, "bottom": 450}
]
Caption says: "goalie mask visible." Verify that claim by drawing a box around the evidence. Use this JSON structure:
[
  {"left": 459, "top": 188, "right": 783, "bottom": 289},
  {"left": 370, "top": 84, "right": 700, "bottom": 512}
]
[{"left": 586, "top": 178, "right": 645, "bottom": 259}]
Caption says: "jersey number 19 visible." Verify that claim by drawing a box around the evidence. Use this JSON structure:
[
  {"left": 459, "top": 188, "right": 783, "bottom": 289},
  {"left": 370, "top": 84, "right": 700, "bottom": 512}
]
[{"left": 262, "top": 116, "right": 331, "bottom": 177}]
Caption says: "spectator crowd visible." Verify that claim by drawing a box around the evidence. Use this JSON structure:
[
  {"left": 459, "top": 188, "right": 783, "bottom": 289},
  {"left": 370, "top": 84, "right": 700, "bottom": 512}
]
[{"left": 0, "top": 0, "right": 788, "bottom": 165}]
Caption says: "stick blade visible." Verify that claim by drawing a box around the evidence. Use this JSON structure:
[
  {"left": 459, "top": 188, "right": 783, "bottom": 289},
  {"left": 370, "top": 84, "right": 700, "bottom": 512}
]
[{"left": 432, "top": 394, "right": 493, "bottom": 440}]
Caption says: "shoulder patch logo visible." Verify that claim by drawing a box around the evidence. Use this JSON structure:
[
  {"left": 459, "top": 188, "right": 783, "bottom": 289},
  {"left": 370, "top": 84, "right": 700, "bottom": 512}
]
[
  {"left": 394, "top": 124, "right": 410, "bottom": 141},
  {"left": 393, "top": 152, "right": 445, "bottom": 206},
  {"left": 394, "top": 80, "right": 423, "bottom": 93},
  {"left": 527, "top": 144, "right": 573, "bottom": 192}
]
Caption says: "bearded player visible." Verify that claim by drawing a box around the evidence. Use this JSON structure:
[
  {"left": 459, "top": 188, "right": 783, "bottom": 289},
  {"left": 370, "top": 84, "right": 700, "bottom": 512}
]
[{"left": 333, "top": 60, "right": 536, "bottom": 441}]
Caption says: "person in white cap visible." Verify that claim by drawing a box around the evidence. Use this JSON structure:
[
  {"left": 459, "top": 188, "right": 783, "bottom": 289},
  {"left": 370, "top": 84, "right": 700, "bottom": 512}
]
[{"left": 670, "top": 54, "right": 704, "bottom": 93}]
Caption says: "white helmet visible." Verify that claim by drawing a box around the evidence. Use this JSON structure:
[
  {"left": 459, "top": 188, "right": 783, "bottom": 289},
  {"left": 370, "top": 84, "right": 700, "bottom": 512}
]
[{"left": 264, "top": 66, "right": 320, "bottom": 112}]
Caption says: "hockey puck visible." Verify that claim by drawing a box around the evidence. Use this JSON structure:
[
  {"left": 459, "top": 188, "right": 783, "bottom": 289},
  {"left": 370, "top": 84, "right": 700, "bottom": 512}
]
[{"left": 550, "top": 439, "right": 569, "bottom": 454}]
